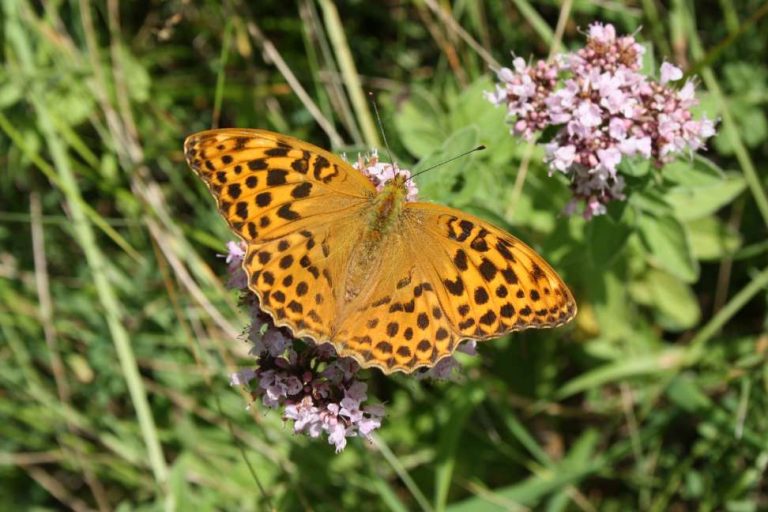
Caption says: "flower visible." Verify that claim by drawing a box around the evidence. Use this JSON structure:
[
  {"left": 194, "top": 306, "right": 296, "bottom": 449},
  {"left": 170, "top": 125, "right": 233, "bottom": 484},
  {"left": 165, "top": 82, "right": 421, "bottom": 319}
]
[
  {"left": 489, "top": 22, "right": 716, "bottom": 218},
  {"left": 660, "top": 62, "right": 683, "bottom": 84},
  {"left": 220, "top": 241, "right": 248, "bottom": 289},
  {"left": 485, "top": 57, "right": 561, "bottom": 140}
]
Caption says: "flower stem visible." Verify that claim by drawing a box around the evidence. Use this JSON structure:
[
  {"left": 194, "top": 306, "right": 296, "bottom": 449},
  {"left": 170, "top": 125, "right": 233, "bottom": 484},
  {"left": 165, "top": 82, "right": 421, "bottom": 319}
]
[
  {"left": 318, "top": 0, "right": 380, "bottom": 148},
  {"left": 371, "top": 434, "right": 435, "bottom": 512}
]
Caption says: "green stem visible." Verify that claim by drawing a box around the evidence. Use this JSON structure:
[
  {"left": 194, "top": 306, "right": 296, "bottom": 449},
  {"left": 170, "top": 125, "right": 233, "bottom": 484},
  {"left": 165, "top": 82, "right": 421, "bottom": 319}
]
[
  {"left": 318, "top": 0, "right": 380, "bottom": 148},
  {"left": 685, "top": 265, "right": 768, "bottom": 364},
  {"left": 371, "top": 434, "right": 435, "bottom": 512}
]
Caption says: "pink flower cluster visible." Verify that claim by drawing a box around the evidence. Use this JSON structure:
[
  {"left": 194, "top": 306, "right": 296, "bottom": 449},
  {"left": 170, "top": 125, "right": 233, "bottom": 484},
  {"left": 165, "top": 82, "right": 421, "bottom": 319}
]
[
  {"left": 224, "top": 241, "right": 384, "bottom": 452},
  {"left": 487, "top": 23, "right": 716, "bottom": 219}
]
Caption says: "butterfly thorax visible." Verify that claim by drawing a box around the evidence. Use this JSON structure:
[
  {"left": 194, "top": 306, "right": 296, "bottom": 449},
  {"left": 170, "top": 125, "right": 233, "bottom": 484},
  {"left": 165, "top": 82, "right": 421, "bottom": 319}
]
[{"left": 342, "top": 173, "right": 409, "bottom": 303}]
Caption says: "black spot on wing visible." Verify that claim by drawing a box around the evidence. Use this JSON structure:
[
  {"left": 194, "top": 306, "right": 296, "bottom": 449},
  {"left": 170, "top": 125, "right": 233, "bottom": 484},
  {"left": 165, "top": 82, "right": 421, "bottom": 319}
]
[
  {"left": 267, "top": 169, "right": 289, "bottom": 186},
  {"left": 227, "top": 183, "right": 242, "bottom": 199},
  {"left": 291, "top": 182, "right": 313, "bottom": 198},
  {"left": 454, "top": 249, "right": 468, "bottom": 271},
  {"left": 291, "top": 152, "right": 310, "bottom": 174},
  {"left": 256, "top": 192, "right": 272, "bottom": 207},
  {"left": 313, "top": 156, "right": 329, "bottom": 180},
  {"left": 444, "top": 275, "right": 464, "bottom": 296},
  {"left": 265, "top": 147, "right": 290, "bottom": 157},
  {"left": 248, "top": 159, "right": 268, "bottom": 170},
  {"left": 277, "top": 203, "right": 300, "bottom": 220},
  {"left": 496, "top": 239, "right": 516, "bottom": 261}
]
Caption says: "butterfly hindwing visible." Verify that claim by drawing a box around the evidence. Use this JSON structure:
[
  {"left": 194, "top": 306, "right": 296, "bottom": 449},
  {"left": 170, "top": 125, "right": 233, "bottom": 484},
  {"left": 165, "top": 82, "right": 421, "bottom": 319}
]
[
  {"left": 332, "top": 239, "right": 462, "bottom": 373},
  {"left": 243, "top": 219, "right": 360, "bottom": 340}
]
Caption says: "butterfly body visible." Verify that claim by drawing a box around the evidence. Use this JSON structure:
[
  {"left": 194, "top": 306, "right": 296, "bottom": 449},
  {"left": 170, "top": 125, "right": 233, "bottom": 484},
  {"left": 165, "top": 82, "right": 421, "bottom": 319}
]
[{"left": 185, "top": 129, "right": 576, "bottom": 374}]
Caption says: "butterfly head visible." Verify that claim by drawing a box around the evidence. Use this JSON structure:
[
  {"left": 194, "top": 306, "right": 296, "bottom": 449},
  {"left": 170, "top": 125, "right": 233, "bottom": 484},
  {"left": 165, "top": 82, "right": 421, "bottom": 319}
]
[
  {"left": 354, "top": 151, "right": 419, "bottom": 202},
  {"left": 384, "top": 170, "right": 409, "bottom": 189}
]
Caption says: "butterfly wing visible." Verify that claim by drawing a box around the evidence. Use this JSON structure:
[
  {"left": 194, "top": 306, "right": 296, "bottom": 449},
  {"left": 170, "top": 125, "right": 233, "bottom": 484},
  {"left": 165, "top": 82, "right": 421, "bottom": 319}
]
[
  {"left": 184, "top": 129, "right": 375, "bottom": 242},
  {"left": 184, "top": 129, "right": 375, "bottom": 339},
  {"left": 407, "top": 202, "right": 576, "bottom": 342}
]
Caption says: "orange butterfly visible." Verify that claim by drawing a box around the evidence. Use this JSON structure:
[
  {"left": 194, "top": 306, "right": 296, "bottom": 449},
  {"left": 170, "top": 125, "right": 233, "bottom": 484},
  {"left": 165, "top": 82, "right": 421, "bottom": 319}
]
[{"left": 185, "top": 129, "right": 576, "bottom": 374}]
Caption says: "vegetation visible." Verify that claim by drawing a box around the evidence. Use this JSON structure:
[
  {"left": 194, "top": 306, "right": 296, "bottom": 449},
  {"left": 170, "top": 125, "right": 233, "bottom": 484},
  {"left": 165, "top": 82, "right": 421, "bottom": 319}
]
[{"left": 1, "top": 1, "right": 767, "bottom": 510}]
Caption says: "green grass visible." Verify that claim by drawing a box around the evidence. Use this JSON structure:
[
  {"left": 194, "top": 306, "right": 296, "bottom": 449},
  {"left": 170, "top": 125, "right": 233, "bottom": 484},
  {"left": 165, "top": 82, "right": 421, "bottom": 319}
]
[{"left": 1, "top": 1, "right": 767, "bottom": 510}]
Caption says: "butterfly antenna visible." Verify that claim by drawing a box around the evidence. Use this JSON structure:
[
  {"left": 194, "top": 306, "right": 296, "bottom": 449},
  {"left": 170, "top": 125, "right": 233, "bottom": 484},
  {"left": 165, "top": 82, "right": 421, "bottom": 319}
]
[
  {"left": 407, "top": 145, "right": 486, "bottom": 183},
  {"left": 368, "top": 92, "right": 396, "bottom": 167}
]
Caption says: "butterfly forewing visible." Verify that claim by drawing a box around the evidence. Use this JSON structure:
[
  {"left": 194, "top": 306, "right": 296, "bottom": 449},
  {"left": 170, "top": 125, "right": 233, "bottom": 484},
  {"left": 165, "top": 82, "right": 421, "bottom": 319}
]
[
  {"left": 406, "top": 203, "right": 577, "bottom": 340},
  {"left": 184, "top": 129, "right": 375, "bottom": 242}
]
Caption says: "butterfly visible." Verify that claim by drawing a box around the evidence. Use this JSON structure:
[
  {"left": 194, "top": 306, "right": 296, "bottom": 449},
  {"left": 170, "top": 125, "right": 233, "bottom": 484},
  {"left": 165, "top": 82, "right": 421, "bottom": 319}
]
[{"left": 184, "top": 129, "right": 576, "bottom": 374}]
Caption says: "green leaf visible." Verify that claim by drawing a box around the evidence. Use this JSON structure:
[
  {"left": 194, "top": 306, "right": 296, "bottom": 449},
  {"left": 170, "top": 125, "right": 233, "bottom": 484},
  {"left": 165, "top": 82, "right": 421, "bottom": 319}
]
[
  {"left": 663, "top": 156, "right": 725, "bottom": 186},
  {"left": 660, "top": 156, "right": 744, "bottom": 223},
  {"left": 686, "top": 217, "right": 742, "bottom": 260},
  {"left": 666, "top": 375, "right": 712, "bottom": 413},
  {"left": 591, "top": 269, "right": 635, "bottom": 343},
  {"left": 0, "top": 80, "right": 23, "bottom": 108},
  {"left": 665, "top": 172, "right": 746, "bottom": 221},
  {"left": 585, "top": 210, "right": 633, "bottom": 267},
  {"left": 414, "top": 125, "right": 479, "bottom": 203},
  {"left": 628, "top": 188, "right": 674, "bottom": 216},
  {"left": 646, "top": 269, "right": 701, "bottom": 331},
  {"left": 556, "top": 348, "right": 686, "bottom": 399},
  {"left": 394, "top": 87, "right": 448, "bottom": 158},
  {"left": 448, "top": 76, "right": 509, "bottom": 149},
  {"left": 621, "top": 157, "right": 651, "bottom": 177},
  {"left": 637, "top": 212, "right": 699, "bottom": 283}
]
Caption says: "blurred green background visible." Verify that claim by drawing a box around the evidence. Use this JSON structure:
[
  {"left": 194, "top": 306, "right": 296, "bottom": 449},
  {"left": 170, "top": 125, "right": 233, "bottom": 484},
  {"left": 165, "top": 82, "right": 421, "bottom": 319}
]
[{"left": 2, "top": 1, "right": 767, "bottom": 510}]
